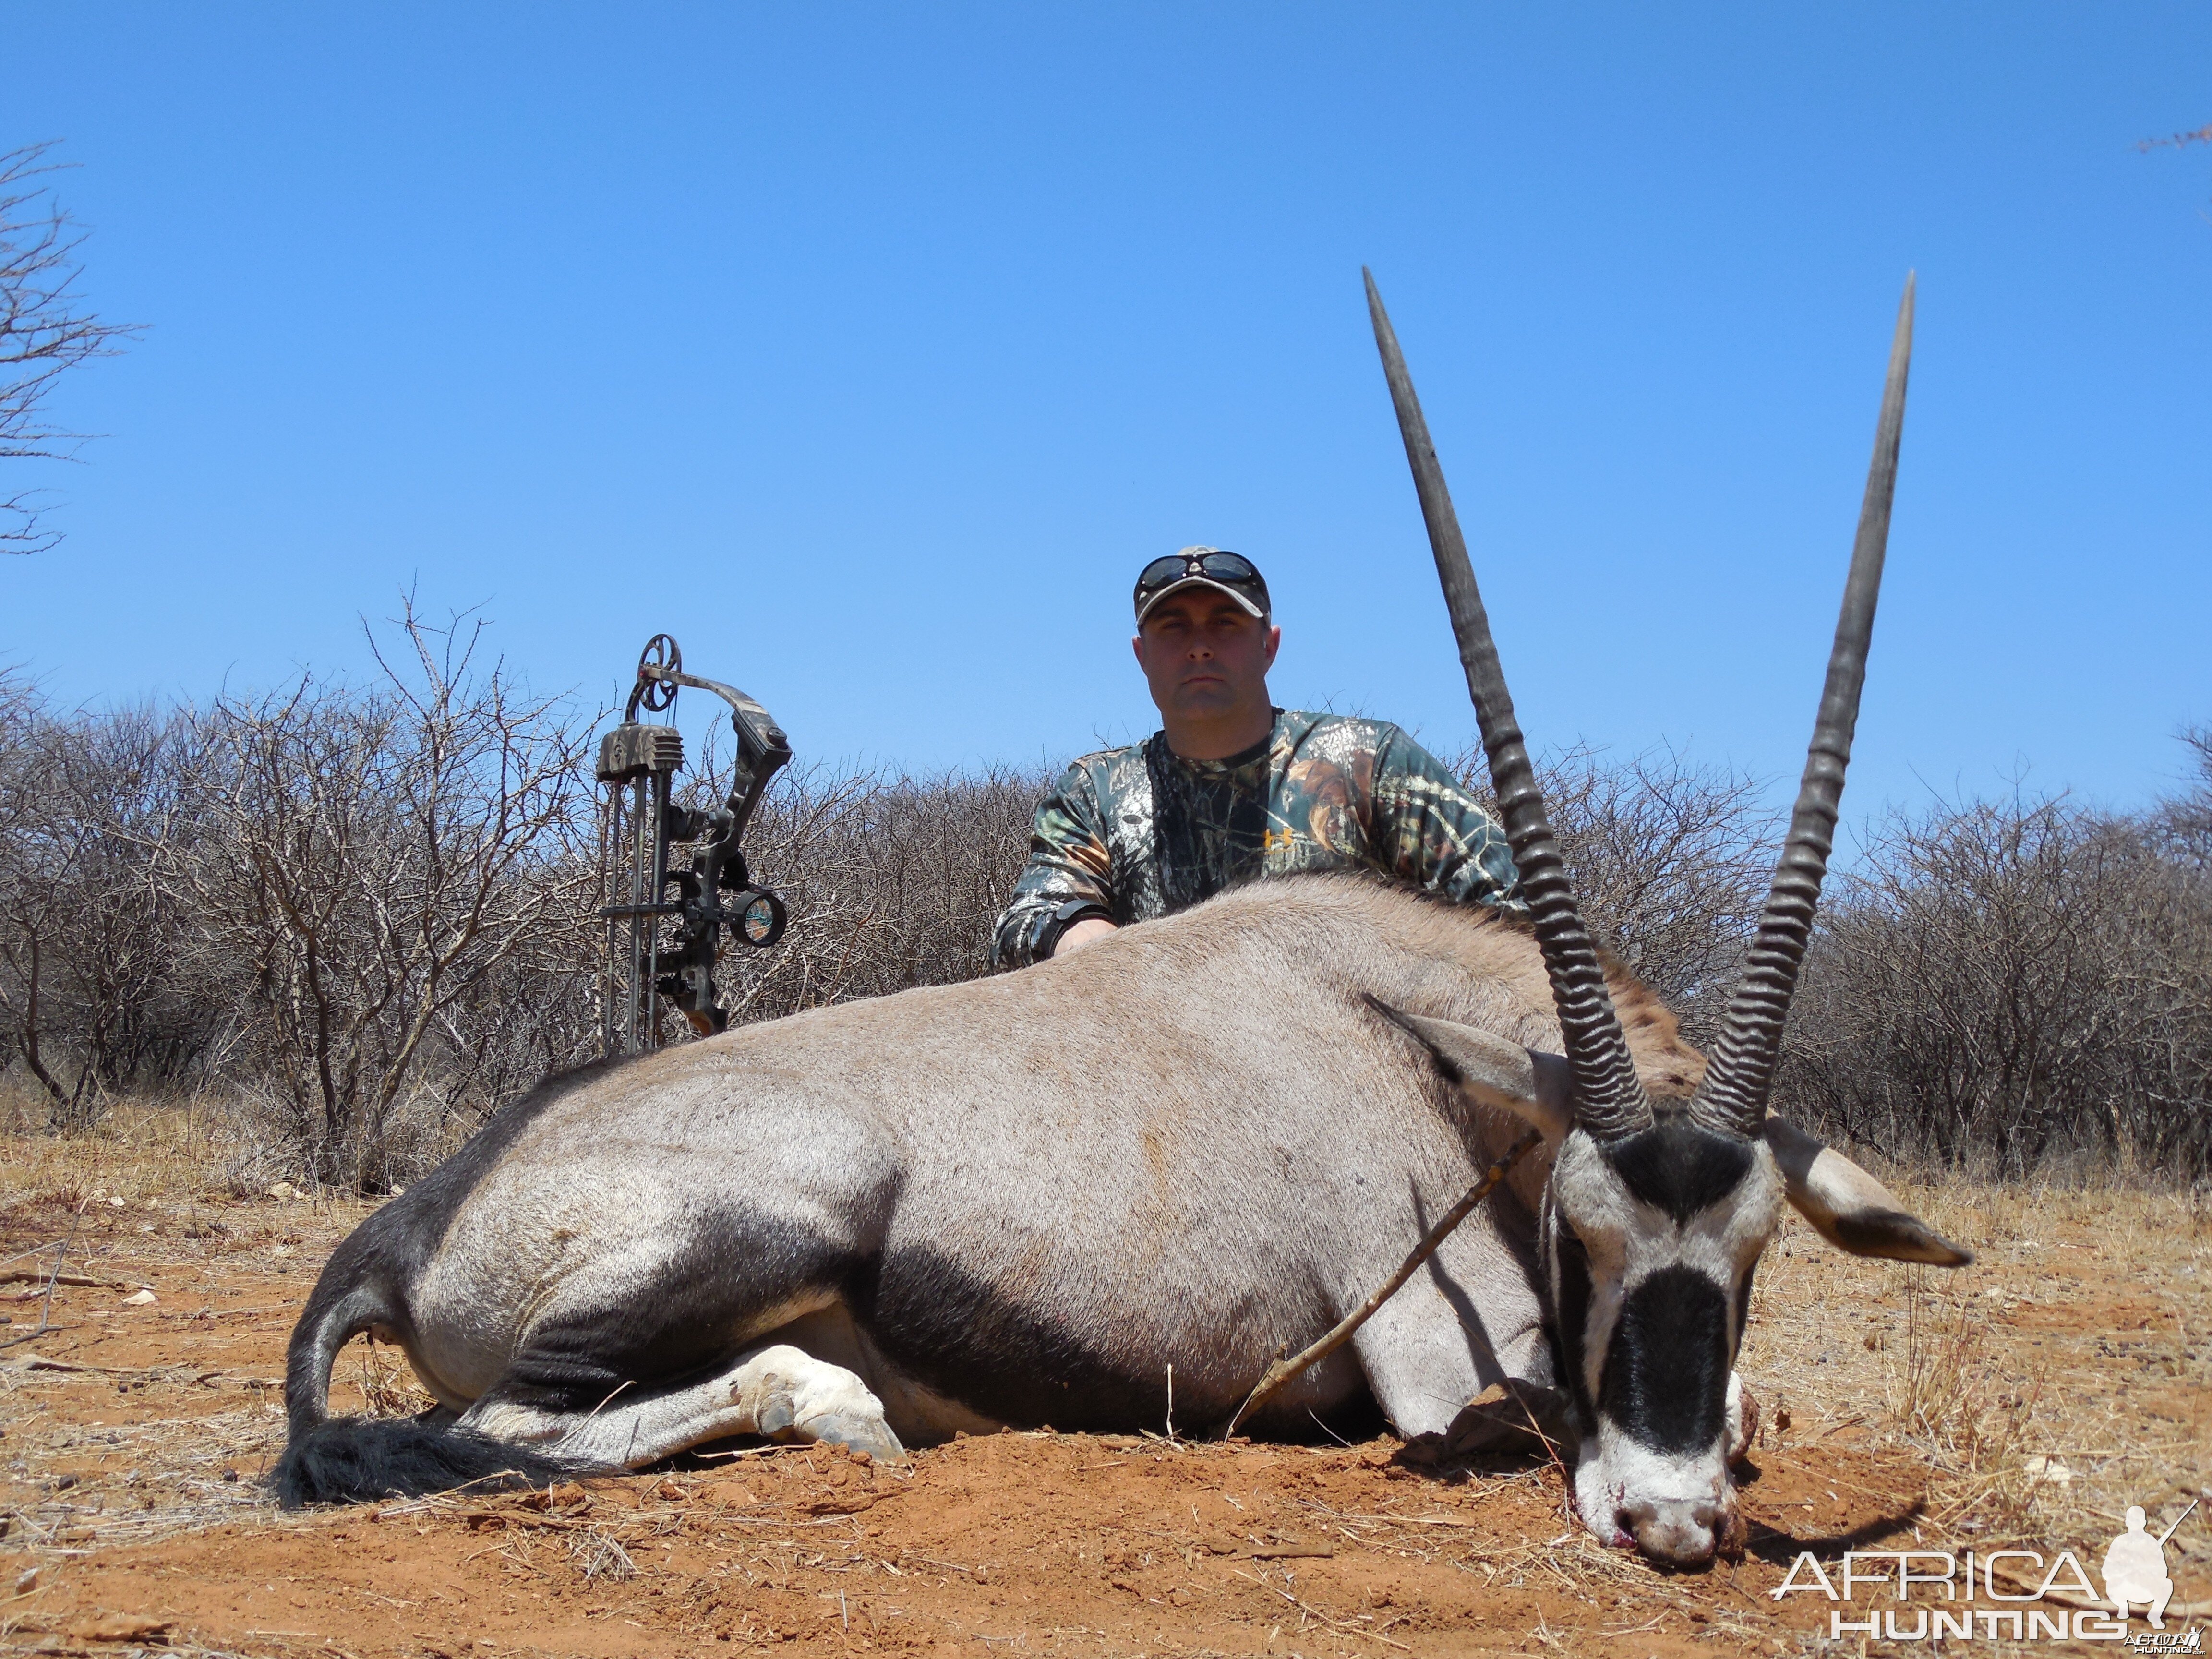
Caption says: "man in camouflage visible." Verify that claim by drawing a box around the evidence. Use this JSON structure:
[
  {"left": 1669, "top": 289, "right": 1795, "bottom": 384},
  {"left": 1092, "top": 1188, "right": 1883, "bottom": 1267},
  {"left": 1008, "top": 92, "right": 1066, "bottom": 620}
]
[{"left": 991, "top": 547, "right": 1523, "bottom": 967}]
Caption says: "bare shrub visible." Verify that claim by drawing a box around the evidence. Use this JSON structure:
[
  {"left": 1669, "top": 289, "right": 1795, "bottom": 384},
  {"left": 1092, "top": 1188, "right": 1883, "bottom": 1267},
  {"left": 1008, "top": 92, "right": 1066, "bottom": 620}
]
[
  {"left": 203, "top": 1080, "right": 470, "bottom": 1197},
  {"left": 1, "top": 666, "right": 1044, "bottom": 1189},
  {"left": 156, "top": 608, "right": 598, "bottom": 1190},
  {"left": 2151, "top": 721, "right": 2212, "bottom": 869},
  {"left": 1452, "top": 744, "right": 1780, "bottom": 1043},
  {"left": 1, "top": 141, "right": 142, "bottom": 554},
  {"left": 677, "top": 751, "right": 1049, "bottom": 1023},
  {"left": 0, "top": 679, "right": 203, "bottom": 1127},
  {"left": 1776, "top": 788, "right": 2212, "bottom": 1177}
]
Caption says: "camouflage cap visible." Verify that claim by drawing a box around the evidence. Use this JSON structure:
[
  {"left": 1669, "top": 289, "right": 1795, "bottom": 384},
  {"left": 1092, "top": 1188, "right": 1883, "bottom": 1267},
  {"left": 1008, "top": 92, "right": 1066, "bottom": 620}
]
[{"left": 1134, "top": 547, "right": 1271, "bottom": 625}]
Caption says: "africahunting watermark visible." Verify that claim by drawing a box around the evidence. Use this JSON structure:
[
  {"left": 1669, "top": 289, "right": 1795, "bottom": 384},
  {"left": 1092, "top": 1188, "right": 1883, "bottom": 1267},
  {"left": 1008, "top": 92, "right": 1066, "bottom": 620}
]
[{"left": 1772, "top": 1500, "right": 2199, "bottom": 1646}]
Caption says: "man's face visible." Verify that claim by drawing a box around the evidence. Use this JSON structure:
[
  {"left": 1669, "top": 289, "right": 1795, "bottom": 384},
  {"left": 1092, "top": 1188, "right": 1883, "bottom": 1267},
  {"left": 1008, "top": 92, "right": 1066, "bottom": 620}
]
[{"left": 1132, "top": 590, "right": 1281, "bottom": 725}]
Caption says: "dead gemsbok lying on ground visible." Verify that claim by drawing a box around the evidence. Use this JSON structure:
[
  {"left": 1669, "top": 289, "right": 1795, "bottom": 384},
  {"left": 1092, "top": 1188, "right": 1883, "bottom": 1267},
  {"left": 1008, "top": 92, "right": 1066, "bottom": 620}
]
[{"left": 276, "top": 273, "right": 1968, "bottom": 1567}]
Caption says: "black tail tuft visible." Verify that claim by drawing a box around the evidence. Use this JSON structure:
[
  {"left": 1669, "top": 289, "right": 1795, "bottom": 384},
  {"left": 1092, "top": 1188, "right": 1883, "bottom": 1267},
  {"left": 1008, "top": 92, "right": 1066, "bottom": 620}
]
[{"left": 272, "top": 1415, "right": 593, "bottom": 1508}]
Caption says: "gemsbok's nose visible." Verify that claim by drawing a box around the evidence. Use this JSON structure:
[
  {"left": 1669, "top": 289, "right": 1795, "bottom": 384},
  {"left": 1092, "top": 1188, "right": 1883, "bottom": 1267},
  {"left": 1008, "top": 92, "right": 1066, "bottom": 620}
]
[{"left": 1619, "top": 1498, "right": 1729, "bottom": 1566}]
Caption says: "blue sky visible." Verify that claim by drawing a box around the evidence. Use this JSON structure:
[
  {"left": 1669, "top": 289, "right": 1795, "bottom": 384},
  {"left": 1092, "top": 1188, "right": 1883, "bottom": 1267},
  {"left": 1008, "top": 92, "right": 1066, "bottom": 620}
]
[{"left": 7, "top": 5, "right": 2209, "bottom": 820}]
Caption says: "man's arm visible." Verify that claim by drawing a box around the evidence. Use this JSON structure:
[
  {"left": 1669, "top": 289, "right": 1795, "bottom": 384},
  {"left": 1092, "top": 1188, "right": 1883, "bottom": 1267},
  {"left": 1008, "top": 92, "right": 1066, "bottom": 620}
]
[
  {"left": 1366, "top": 727, "right": 1526, "bottom": 912},
  {"left": 990, "top": 764, "right": 1122, "bottom": 969}
]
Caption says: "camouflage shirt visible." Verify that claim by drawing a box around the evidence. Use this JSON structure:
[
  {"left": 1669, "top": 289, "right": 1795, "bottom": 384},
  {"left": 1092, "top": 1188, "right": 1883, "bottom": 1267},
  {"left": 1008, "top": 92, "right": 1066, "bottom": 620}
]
[{"left": 990, "top": 709, "right": 1523, "bottom": 969}]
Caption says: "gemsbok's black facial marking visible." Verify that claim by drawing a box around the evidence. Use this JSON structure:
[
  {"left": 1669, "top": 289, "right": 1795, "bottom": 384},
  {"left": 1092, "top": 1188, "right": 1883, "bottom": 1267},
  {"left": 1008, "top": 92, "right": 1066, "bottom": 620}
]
[
  {"left": 1599, "top": 1265, "right": 1732, "bottom": 1453},
  {"left": 1604, "top": 1121, "right": 1755, "bottom": 1223}
]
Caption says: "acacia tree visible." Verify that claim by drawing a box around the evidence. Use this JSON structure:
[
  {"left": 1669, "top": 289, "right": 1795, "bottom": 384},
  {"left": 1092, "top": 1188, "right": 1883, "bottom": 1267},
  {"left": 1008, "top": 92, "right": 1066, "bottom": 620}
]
[{"left": 1, "top": 141, "right": 140, "bottom": 553}]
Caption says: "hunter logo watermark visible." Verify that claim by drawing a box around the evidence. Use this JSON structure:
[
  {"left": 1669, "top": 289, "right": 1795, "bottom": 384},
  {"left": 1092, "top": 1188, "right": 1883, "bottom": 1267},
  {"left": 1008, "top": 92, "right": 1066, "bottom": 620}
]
[
  {"left": 2105, "top": 1503, "right": 2190, "bottom": 1629},
  {"left": 1771, "top": 1500, "right": 2200, "bottom": 1646}
]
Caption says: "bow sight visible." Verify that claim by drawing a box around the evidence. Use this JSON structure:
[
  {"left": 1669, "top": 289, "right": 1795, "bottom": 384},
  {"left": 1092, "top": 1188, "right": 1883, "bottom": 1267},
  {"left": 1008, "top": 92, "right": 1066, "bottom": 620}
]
[{"left": 596, "top": 634, "right": 793, "bottom": 1055}]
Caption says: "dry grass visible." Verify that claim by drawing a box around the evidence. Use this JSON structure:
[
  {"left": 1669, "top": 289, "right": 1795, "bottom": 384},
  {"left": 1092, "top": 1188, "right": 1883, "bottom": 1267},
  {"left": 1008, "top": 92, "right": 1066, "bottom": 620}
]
[
  {"left": 352, "top": 1335, "right": 436, "bottom": 1418},
  {"left": 0, "top": 1079, "right": 470, "bottom": 1214},
  {"left": 1744, "top": 1158, "right": 2211, "bottom": 1591}
]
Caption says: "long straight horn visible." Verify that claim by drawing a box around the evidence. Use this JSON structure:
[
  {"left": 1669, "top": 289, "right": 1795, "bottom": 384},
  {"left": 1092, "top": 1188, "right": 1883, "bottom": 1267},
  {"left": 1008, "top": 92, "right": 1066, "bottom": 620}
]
[
  {"left": 1692, "top": 275, "right": 1916, "bottom": 1139},
  {"left": 1365, "top": 269, "right": 1652, "bottom": 1142}
]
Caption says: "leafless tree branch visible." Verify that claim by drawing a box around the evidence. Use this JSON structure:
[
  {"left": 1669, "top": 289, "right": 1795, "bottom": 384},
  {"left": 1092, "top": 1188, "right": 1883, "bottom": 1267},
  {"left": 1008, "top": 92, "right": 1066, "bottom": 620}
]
[{"left": 0, "top": 141, "right": 143, "bottom": 553}]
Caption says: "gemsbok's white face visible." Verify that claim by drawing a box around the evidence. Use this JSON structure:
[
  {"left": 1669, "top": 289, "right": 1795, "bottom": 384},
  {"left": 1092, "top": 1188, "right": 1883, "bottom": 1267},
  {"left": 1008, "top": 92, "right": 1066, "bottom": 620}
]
[
  {"left": 1379, "top": 1009, "right": 1971, "bottom": 1565},
  {"left": 1364, "top": 265, "right": 1974, "bottom": 1565},
  {"left": 1545, "top": 1119, "right": 1784, "bottom": 1561},
  {"left": 1543, "top": 1114, "right": 1968, "bottom": 1563}
]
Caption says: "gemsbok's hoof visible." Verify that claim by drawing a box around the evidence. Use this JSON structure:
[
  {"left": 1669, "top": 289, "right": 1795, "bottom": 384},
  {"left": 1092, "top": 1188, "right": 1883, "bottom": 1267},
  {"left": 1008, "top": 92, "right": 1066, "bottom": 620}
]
[
  {"left": 1442, "top": 1379, "right": 1570, "bottom": 1459},
  {"left": 754, "top": 1387, "right": 798, "bottom": 1437},
  {"left": 803, "top": 1414, "right": 908, "bottom": 1465},
  {"left": 733, "top": 1347, "right": 908, "bottom": 1463}
]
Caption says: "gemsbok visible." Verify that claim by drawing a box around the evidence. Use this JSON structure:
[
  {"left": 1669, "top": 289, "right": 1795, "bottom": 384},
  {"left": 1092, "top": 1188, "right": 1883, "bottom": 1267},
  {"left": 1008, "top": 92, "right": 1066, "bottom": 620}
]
[{"left": 276, "top": 272, "right": 1968, "bottom": 1566}]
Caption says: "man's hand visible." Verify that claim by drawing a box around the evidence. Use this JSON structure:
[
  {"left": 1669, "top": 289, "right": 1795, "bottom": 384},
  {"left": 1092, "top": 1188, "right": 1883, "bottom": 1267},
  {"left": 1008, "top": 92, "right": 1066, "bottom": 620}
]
[{"left": 1053, "top": 917, "right": 1119, "bottom": 956}]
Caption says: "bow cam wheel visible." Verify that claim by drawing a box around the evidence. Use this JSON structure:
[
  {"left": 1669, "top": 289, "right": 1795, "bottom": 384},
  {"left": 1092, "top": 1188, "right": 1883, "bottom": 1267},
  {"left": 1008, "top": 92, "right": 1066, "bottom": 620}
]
[{"left": 637, "top": 634, "right": 683, "bottom": 712}]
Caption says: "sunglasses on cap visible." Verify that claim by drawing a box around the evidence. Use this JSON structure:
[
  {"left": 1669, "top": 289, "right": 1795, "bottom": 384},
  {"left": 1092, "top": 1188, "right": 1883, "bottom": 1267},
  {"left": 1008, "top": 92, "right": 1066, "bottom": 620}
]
[{"left": 1132, "top": 548, "right": 1270, "bottom": 623}]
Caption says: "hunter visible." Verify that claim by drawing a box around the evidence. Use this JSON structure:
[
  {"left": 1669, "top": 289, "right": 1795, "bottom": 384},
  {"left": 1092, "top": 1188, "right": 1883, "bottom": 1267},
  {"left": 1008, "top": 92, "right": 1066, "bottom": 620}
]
[{"left": 991, "top": 547, "right": 1525, "bottom": 966}]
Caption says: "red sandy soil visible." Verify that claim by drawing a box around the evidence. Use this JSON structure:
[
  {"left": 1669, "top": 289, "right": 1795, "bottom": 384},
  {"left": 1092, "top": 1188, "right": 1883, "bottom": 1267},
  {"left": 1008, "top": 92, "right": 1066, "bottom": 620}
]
[{"left": 1, "top": 1179, "right": 2205, "bottom": 1658}]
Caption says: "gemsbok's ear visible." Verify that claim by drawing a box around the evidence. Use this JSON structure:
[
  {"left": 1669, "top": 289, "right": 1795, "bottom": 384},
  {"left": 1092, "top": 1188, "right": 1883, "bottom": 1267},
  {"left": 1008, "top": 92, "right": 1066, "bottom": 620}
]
[
  {"left": 1365, "top": 998, "right": 1574, "bottom": 1143},
  {"left": 1762, "top": 1117, "right": 1973, "bottom": 1266}
]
